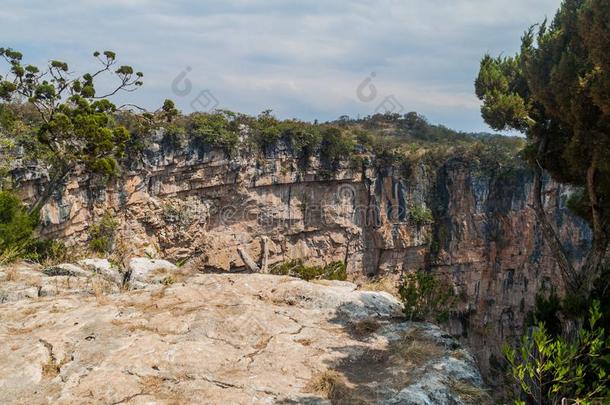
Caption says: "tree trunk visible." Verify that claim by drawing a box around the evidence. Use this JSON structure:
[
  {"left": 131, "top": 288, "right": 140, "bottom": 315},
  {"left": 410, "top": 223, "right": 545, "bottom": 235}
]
[
  {"left": 237, "top": 247, "right": 261, "bottom": 273},
  {"left": 260, "top": 236, "right": 269, "bottom": 274},
  {"left": 580, "top": 153, "right": 609, "bottom": 292},
  {"left": 27, "top": 163, "right": 72, "bottom": 216},
  {"left": 531, "top": 136, "right": 580, "bottom": 294}
]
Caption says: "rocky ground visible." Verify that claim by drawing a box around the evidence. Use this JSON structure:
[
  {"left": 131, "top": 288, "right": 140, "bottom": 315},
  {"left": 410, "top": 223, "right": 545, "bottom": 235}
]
[{"left": 0, "top": 260, "right": 490, "bottom": 404}]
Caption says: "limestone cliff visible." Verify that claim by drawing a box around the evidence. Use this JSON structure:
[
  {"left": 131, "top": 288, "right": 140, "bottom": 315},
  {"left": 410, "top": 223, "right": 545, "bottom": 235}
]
[{"left": 14, "top": 136, "right": 591, "bottom": 384}]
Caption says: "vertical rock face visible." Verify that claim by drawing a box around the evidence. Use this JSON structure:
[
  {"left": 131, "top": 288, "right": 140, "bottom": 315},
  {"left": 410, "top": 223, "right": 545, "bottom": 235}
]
[
  {"left": 16, "top": 143, "right": 591, "bottom": 383},
  {"left": 427, "top": 159, "right": 590, "bottom": 380}
]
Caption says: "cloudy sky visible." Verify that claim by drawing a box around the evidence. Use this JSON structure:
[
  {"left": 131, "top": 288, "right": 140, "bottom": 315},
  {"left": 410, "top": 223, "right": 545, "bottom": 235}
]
[{"left": 1, "top": 0, "right": 560, "bottom": 132}]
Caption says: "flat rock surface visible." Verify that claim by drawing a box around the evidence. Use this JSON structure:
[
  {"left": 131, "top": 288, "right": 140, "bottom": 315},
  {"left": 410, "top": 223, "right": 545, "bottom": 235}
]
[{"left": 0, "top": 273, "right": 488, "bottom": 404}]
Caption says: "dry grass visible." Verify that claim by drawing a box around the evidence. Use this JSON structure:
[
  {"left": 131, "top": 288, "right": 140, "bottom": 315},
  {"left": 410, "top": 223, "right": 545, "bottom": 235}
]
[
  {"left": 155, "top": 266, "right": 195, "bottom": 284},
  {"left": 359, "top": 277, "right": 398, "bottom": 297},
  {"left": 350, "top": 318, "right": 381, "bottom": 337},
  {"left": 39, "top": 339, "right": 70, "bottom": 379},
  {"left": 7, "top": 325, "right": 37, "bottom": 335},
  {"left": 92, "top": 279, "right": 112, "bottom": 305},
  {"left": 138, "top": 374, "right": 186, "bottom": 404},
  {"left": 23, "top": 275, "right": 42, "bottom": 288},
  {"left": 306, "top": 370, "right": 350, "bottom": 402},
  {"left": 4, "top": 266, "right": 18, "bottom": 282},
  {"left": 296, "top": 338, "right": 313, "bottom": 346},
  {"left": 310, "top": 279, "right": 337, "bottom": 287},
  {"left": 447, "top": 378, "right": 493, "bottom": 404},
  {"left": 450, "top": 349, "right": 470, "bottom": 361},
  {"left": 392, "top": 330, "right": 444, "bottom": 367},
  {"left": 151, "top": 285, "right": 169, "bottom": 300},
  {"left": 41, "top": 358, "right": 62, "bottom": 378},
  {"left": 40, "top": 245, "right": 84, "bottom": 268},
  {"left": 108, "top": 238, "right": 130, "bottom": 270},
  {"left": 139, "top": 375, "right": 166, "bottom": 393}
]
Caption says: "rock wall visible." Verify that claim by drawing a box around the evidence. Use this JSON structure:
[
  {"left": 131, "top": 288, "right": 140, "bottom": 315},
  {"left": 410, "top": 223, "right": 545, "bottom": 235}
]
[
  {"left": 428, "top": 160, "right": 590, "bottom": 381},
  {"left": 15, "top": 139, "right": 591, "bottom": 384}
]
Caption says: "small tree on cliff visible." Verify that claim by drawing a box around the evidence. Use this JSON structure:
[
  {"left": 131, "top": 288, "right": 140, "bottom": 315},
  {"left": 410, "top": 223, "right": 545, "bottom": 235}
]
[
  {"left": 0, "top": 48, "right": 144, "bottom": 214},
  {"left": 475, "top": 0, "right": 610, "bottom": 297}
]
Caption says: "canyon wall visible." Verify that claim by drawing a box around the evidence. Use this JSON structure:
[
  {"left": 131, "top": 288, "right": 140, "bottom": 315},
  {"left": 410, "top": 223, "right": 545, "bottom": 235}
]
[{"left": 15, "top": 136, "right": 591, "bottom": 383}]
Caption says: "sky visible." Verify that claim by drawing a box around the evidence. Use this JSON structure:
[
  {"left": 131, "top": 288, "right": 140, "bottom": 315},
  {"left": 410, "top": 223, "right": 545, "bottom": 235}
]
[{"left": 1, "top": 0, "right": 561, "bottom": 133}]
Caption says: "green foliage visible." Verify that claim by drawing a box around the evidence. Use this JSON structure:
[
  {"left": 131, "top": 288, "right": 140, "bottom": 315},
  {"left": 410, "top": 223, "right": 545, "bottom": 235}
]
[
  {"left": 0, "top": 191, "right": 38, "bottom": 259},
  {"left": 398, "top": 271, "right": 456, "bottom": 323},
  {"left": 0, "top": 191, "right": 74, "bottom": 264},
  {"left": 319, "top": 127, "right": 355, "bottom": 174},
  {"left": 409, "top": 204, "right": 433, "bottom": 226},
  {"left": 251, "top": 109, "right": 281, "bottom": 151},
  {"left": 27, "top": 239, "right": 70, "bottom": 264},
  {"left": 504, "top": 301, "right": 610, "bottom": 405},
  {"left": 188, "top": 111, "right": 240, "bottom": 155},
  {"left": 88, "top": 211, "right": 118, "bottom": 254},
  {"left": 248, "top": 111, "right": 323, "bottom": 168},
  {"left": 160, "top": 99, "right": 179, "bottom": 123},
  {"left": 475, "top": 1, "right": 610, "bottom": 225},
  {"left": 0, "top": 48, "right": 144, "bottom": 212},
  {"left": 526, "top": 291, "right": 563, "bottom": 338},
  {"left": 566, "top": 188, "right": 593, "bottom": 223},
  {"left": 270, "top": 259, "right": 347, "bottom": 281}
]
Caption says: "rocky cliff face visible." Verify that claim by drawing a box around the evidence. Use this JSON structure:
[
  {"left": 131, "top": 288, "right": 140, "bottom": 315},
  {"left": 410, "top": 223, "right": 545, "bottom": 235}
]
[{"left": 15, "top": 138, "right": 591, "bottom": 384}]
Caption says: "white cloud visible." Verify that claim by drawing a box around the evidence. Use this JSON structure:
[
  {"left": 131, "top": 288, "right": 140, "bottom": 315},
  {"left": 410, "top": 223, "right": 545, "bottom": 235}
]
[{"left": 0, "top": 0, "right": 561, "bottom": 132}]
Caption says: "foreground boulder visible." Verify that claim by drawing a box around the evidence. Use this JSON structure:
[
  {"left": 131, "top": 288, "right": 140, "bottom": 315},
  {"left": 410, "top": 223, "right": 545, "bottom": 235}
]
[
  {"left": 0, "top": 273, "right": 489, "bottom": 404},
  {"left": 127, "top": 257, "right": 179, "bottom": 288}
]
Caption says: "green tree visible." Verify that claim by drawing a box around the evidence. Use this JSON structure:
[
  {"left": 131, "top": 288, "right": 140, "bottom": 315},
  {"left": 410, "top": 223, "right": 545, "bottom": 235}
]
[
  {"left": 319, "top": 127, "right": 355, "bottom": 173},
  {"left": 0, "top": 191, "right": 38, "bottom": 263},
  {"left": 475, "top": 0, "right": 610, "bottom": 296},
  {"left": 398, "top": 271, "right": 456, "bottom": 323},
  {"left": 0, "top": 48, "right": 143, "bottom": 214},
  {"left": 188, "top": 110, "right": 240, "bottom": 155},
  {"left": 504, "top": 301, "right": 610, "bottom": 404}
]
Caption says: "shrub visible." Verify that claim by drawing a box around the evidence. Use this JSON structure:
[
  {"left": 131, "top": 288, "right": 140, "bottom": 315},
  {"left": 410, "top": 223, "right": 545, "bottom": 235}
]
[
  {"left": 270, "top": 259, "right": 347, "bottom": 281},
  {"left": 0, "top": 191, "right": 37, "bottom": 249},
  {"left": 188, "top": 111, "right": 240, "bottom": 155},
  {"left": 251, "top": 110, "right": 281, "bottom": 152},
  {"left": 249, "top": 112, "right": 323, "bottom": 167},
  {"left": 504, "top": 301, "right": 610, "bottom": 405},
  {"left": 306, "top": 371, "right": 349, "bottom": 402},
  {"left": 319, "top": 127, "right": 355, "bottom": 173},
  {"left": 285, "top": 123, "right": 322, "bottom": 169},
  {"left": 26, "top": 239, "right": 72, "bottom": 264},
  {"left": 398, "top": 271, "right": 456, "bottom": 322},
  {"left": 409, "top": 204, "right": 433, "bottom": 226},
  {"left": 89, "top": 211, "right": 119, "bottom": 254},
  {"left": 0, "top": 191, "right": 38, "bottom": 263},
  {"left": 525, "top": 291, "right": 563, "bottom": 338}
]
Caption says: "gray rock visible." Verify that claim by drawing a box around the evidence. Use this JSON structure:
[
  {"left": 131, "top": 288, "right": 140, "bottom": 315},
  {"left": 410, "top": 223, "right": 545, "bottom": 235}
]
[
  {"left": 0, "top": 273, "right": 488, "bottom": 404},
  {"left": 42, "top": 263, "right": 90, "bottom": 278},
  {"left": 0, "top": 286, "right": 39, "bottom": 303},
  {"left": 78, "top": 258, "right": 123, "bottom": 285},
  {"left": 127, "top": 257, "right": 177, "bottom": 287}
]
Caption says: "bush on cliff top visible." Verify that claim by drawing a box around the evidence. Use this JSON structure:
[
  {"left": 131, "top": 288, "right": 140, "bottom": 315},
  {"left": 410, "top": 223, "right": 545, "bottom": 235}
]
[{"left": 188, "top": 111, "right": 241, "bottom": 155}]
